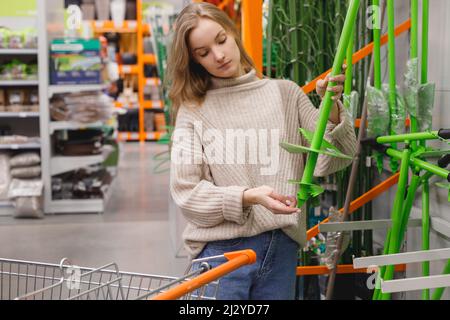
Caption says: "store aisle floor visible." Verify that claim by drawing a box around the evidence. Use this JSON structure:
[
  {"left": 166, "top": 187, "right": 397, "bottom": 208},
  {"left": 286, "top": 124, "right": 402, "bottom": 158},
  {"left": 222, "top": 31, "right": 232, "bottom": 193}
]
[{"left": 0, "top": 143, "right": 189, "bottom": 277}]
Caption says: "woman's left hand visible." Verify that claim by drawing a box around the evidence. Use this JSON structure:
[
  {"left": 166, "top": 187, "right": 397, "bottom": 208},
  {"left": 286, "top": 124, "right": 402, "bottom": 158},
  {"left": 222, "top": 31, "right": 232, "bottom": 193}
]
[{"left": 316, "top": 64, "right": 347, "bottom": 101}]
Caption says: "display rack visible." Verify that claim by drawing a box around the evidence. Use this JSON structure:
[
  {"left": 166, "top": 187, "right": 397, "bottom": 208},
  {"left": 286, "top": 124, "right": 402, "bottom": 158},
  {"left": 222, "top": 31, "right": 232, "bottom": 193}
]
[
  {"left": 90, "top": 0, "right": 166, "bottom": 142},
  {"left": 37, "top": 0, "right": 117, "bottom": 214},
  {"left": 0, "top": 38, "right": 41, "bottom": 211}
]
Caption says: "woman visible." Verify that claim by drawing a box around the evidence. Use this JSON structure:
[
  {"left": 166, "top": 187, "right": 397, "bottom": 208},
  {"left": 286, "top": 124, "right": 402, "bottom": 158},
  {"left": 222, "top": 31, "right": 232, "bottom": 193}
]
[{"left": 168, "top": 2, "right": 357, "bottom": 300}]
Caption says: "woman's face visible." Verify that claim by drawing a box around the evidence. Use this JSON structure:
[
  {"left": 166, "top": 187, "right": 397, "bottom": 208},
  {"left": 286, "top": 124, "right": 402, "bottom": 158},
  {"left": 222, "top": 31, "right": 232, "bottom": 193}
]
[{"left": 189, "top": 18, "right": 243, "bottom": 78}]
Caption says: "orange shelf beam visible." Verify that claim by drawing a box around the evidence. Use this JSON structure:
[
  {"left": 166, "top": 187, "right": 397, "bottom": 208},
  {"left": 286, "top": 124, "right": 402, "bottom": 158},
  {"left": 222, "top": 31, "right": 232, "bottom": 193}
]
[
  {"left": 302, "top": 19, "right": 411, "bottom": 94},
  {"left": 355, "top": 118, "right": 411, "bottom": 129},
  {"left": 91, "top": 20, "right": 138, "bottom": 33},
  {"left": 241, "top": 0, "right": 263, "bottom": 73},
  {"left": 297, "top": 264, "right": 406, "bottom": 276},
  {"left": 143, "top": 54, "right": 157, "bottom": 64}
]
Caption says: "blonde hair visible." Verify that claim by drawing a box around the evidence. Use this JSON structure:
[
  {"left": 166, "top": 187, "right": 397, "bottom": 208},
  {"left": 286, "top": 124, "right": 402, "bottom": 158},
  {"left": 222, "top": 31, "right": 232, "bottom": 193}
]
[{"left": 166, "top": 2, "right": 259, "bottom": 124}]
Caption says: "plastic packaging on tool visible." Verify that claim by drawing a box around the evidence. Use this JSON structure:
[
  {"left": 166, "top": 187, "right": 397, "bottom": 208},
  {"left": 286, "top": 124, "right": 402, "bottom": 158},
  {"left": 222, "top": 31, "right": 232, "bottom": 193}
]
[
  {"left": 418, "top": 82, "right": 435, "bottom": 132},
  {"left": 343, "top": 91, "right": 360, "bottom": 122},
  {"left": 382, "top": 84, "right": 407, "bottom": 135},
  {"left": 321, "top": 207, "right": 350, "bottom": 270},
  {"left": 366, "top": 83, "right": 390, "bottom": 137},
  {"left": 403, "top": 58, "right": 435, "bottom": 132},
  {"left": 404, "top": 58, "right": 420, "bottom": 118}
]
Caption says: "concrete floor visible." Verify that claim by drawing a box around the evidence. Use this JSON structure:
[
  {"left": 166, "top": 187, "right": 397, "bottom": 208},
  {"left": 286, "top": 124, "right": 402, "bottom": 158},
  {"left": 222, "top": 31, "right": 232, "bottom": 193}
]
[{"left": 0, "top": 143, "right": 188, "bottom": 277}]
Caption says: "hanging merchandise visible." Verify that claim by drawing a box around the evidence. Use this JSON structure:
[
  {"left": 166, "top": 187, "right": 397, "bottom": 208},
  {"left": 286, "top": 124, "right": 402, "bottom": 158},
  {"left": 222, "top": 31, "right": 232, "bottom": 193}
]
[
  {"left": 366, "top": 83, "right": 390, "bottom": 138},
  {"left": 382, "top": 83, "right": 406, "bottom": 137}
]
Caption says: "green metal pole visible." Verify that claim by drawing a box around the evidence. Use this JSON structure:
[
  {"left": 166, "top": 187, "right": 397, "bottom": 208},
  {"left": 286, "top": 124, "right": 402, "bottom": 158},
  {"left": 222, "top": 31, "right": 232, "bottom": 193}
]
[
  {"left": 387, "top": 0, "right": 398, "bottom": 172},
  {"left": 421, "top": 177, "right": 430, "bottom": 300},
  {"left": 409, "top": 0, "right": 419, "bottom": 147},
  {"left": 377, "top": 131, "right": 440, "bottom": 144},
  {"left": 386, "top": 149, "right": 450, "bottom": 180},
  {"left": 344, "top": 26, "right": 355, "bottom": 108},
  {"left": 289, "top": 0, "right": 300, "bottom": 84},
  {"left": 432, "top": 260, "right": 450, "bottom": 300},
  {"left": 298, "top": 0, "right": 361, "bottom": 207},
  {"left": 380, "top": 147, "right": 411, "bottom": 300},
  {"left": 373, "top": 0, "right": 381, "bottom": 89},
  {"left": 374, "top": 171, "right": 434, "bottom": 300},
  {"left": 373, "top": 227, "right": 391, "bottom": 300},
  {"left": 420, "top": 0, "right": 432, "bottom": 299},
  {"left": 421, "top": 0, "right": 429, "bottom": 85}
]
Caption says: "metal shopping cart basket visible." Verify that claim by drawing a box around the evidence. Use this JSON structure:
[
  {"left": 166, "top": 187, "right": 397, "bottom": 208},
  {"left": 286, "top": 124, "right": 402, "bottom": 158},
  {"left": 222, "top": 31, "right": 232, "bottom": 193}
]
[{"left": 0, "top": 249, "right": 256, "bottom": 300}]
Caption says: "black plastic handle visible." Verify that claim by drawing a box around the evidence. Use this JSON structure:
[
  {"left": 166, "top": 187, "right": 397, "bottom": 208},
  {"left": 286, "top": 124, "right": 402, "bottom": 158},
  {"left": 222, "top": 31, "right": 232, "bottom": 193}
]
[
  {"left": 360, "top": 137, "right": 389, "bottom": 154},
  {"left": 438, "top": 129, "right": 450, "bottom": 140},
  {"left": 438, "top": 154, "right": 450, "bottom": 169}
]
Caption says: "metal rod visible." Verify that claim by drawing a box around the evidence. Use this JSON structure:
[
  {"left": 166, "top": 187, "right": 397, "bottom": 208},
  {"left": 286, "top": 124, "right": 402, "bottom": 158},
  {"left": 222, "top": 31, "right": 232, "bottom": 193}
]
[
  {"left": 376, "top": 131, "right": 439, "bottom": 144},
  {"left": 431, "top": 260, "right": 450, "bottom": 300},
  {"left": 354, "top": 248, "right": 450, "bottom": 268},
  {"left": 298, "top": 0, "right": 361, "bottom": 207},
  {"left": 380, "top": 148, "right": 411, "bottom": 300},
  {"left": 422, "top": 177, "right": 430, "bottom": 300},
  {"left": 386, "top": 148, "right": 450, "bottom": 180},
  {"left": 318, "top": 218, "right": 422, "bottom": 233}
]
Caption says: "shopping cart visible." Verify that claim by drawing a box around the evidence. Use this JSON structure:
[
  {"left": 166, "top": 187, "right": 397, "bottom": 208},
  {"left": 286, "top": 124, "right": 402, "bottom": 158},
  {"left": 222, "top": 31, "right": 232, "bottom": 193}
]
[{"left": 0, "top": 249, "right": 256, "bottom": 300}]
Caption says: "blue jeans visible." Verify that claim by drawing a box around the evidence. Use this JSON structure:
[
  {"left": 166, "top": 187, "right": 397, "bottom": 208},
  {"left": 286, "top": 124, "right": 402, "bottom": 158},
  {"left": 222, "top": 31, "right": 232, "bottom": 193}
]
[{"left": 194, "top": 229, "right": 299, "bottom": 300}]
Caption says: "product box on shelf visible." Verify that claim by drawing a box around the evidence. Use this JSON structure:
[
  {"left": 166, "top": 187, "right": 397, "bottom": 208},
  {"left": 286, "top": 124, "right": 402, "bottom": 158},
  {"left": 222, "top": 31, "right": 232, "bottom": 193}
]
[{"left": 50, "top": 39, "right": 102, "bottom": 85}]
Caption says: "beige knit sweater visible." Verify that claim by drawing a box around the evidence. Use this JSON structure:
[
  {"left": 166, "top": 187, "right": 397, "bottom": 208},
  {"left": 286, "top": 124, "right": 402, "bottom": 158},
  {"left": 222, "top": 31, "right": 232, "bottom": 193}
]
[{"left": 170, "top": 69, "right": 357, "bottom": 258}]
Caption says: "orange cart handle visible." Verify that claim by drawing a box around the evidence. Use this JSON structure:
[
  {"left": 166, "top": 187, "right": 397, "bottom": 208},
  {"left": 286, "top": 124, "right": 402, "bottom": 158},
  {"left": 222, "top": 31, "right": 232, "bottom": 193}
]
[{"left": 152, "top": 249, "right": 257, "bottom": 300}]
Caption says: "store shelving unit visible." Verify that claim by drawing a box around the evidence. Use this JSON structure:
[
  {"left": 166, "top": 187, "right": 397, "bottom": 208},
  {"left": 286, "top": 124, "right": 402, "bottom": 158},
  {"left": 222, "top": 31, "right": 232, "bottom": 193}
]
[
  {"left": 0, "top": 30, "right": 41, "bottom": 212},
  {"left": 90, "top": 0, "right": 165, "bottom": 142},
  {"left": 0, "top": 80, "right": 39, "bottom": 86},
  {"left": 37, "top": 0, "right": 117, "bottom": 214}
]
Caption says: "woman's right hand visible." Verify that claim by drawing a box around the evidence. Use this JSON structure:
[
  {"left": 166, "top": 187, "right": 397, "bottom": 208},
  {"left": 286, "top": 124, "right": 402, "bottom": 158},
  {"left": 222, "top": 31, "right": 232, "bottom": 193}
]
[{"left": 243, "top": 186, "right": 300, "bottom": 215}]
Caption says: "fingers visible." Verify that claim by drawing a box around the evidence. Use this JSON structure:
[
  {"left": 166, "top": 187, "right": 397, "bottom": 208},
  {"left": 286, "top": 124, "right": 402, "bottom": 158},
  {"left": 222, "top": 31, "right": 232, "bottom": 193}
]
[
  {"left": 329, "top": 74, "right": 346, "bottom": 83},
  {"left": 269, "top": 190, "right": 288, "bottom": 203},
  {"left": 266, "top": 198, "right": 300, "bottom": 215},
  {"left": 285, "top": 195, "right": 297, "bottom": 208}
]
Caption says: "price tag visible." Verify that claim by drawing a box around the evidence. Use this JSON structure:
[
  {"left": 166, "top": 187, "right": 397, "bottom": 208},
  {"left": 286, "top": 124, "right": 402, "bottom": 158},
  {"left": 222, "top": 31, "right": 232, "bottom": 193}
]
[
  {"left": 95, "top": 21, "right": 103, "bottom": 28},
  {"left": 128, "top": 21, "right": 137, "bottom": 29},
  {"left": 122, "top": 66, "right": 131, "bottom": 74},
  {"left": 366, "top": 156, "right": 372, "bottom": 167},
  {"left": 19, "top": 112, "right": 27, "bottom": 118},
  {"left": 11, "top": 145, "right": 19, "bottom": 150}
]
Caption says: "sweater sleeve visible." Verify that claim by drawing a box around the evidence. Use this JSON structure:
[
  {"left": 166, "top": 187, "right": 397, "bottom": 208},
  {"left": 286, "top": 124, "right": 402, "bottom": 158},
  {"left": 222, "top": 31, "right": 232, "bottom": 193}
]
[
  {"left": 169, "top": 107, "right": 252, "bottom": 228},
  {"left": 295, "top": 84, "right": 357, "bottom": 177}
]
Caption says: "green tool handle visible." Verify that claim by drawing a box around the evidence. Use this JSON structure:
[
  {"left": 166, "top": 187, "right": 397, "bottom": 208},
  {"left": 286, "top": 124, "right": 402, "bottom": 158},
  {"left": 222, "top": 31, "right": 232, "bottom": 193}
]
[
  {"left": 376, "top": 131, "right": 440, "bottom": 144},
  {"left": 386, "top": 148, "right": 450, "bottom": 181},
  {"left": 387, "top": 0, "right": 397, "bottom": 137},
  {"left": 421, "top": 176, "right": 430, "bottom": 300},
  {"left": 410, "top": 0, "right": 419, "bottom": 140},
  {"left": 373, "top": 0, "right": 382, "bottom": 89},
  {"left": 344, "top": 27, "right": 355, "bottom": 101},
  {"left": 298, "top": 0, "right": 361, "bottom": 206},
  {"left": 432, "top": 260, "right": 450, "bottom": 300},
  {"left": 421, "top": 0, "right": 430, "bottom": 84}
]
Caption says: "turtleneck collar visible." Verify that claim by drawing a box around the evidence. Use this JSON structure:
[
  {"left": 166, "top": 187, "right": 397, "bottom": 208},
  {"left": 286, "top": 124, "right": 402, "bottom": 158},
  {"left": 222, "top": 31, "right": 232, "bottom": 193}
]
[{"left": 209, "top": 68, "right": 259, "bottom": 90}]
